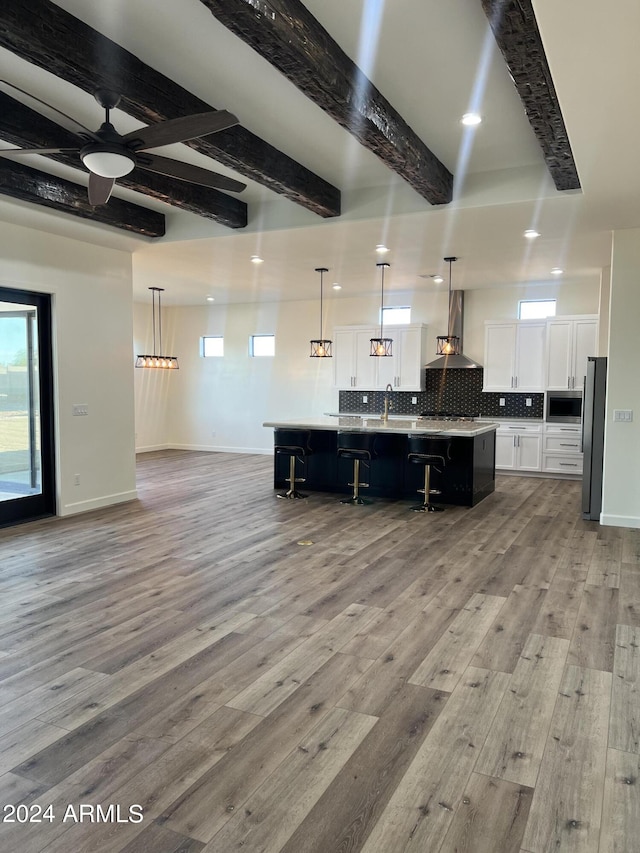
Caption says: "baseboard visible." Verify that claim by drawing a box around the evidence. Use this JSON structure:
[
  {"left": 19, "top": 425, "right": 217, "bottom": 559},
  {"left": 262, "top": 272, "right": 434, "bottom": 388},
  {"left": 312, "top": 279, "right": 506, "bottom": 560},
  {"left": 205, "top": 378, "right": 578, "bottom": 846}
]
[
  {"left": 60, "top": 489, "right": 138, "bottom": 516},
  {"left": 169, "top": 443, "right": 271, "bottom": 455},
  {"left": 600, "top": 513, "right": 640, "bottom": 529},
  {"left": 136, "top": 443, "right": 173, "bottom": 453}
]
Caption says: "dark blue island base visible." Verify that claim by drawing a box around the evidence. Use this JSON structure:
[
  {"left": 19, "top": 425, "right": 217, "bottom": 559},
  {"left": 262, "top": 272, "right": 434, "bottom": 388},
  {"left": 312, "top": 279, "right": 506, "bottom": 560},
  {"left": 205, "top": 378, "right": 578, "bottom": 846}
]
[{"left": 272, "top": 429, "right": 496, "bottom": 508}]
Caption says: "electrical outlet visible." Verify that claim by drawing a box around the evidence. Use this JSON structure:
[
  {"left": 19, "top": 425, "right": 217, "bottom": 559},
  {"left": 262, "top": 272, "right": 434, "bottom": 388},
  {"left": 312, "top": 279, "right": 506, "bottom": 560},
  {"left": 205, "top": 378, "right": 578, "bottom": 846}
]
[
  {"left": 362, "top": 395, "right": 368, "bottom": 403},
  {"left": 526, "top": 398, "right": 532, "bottom": 407},
  {"left": 499, "top": 397, "right": 506, "bottom": 407},
  {"left": 74, "top": 474, "right": 80, "bottom": 485},
  {"left": 411, "top": 397, "right": 417, "bottom": 404}
]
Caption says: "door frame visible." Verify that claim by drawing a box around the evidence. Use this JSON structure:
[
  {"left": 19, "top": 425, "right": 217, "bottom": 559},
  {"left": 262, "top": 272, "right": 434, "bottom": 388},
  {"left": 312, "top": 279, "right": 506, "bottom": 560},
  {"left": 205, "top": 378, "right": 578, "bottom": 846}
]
[{"left": 0, "top": 287, "right": 56, "bottom": 527}]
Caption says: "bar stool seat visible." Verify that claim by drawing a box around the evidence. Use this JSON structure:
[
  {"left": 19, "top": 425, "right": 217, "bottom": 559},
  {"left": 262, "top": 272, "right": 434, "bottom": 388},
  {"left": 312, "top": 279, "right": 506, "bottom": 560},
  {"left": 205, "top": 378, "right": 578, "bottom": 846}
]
[
  {"left": 407, "top": 435, "right": 451, "bottom": 512},
  {"left": 337, "top": 431, "right": 377, "bottom": 505},
  {"left": 274, "top": 429, "right": 313, "bottom": 499}
]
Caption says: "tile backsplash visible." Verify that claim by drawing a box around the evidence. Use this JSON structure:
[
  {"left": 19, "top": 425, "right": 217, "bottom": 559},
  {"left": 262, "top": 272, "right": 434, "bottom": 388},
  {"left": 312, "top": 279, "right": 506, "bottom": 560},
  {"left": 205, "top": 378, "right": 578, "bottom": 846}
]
[{"left": 338, "top": 368, "right": 544, "bottom": 419}]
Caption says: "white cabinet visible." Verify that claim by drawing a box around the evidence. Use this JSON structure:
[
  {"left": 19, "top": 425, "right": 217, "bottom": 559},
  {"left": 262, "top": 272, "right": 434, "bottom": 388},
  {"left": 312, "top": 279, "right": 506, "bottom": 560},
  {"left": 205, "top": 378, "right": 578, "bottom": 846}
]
[
  {"left": 483, "top": 321, "right": 546, "bottom": 392},
  {"left": 542, "top": 424, "right": 583, "bottom": 475},
  {"left": 495, "top": 422, "right": 542, "bottom": 471},
  {"left": 546, "top": 316, "right": 598, "bottom": 391},
  {"left": 333, "top": 324, "right": 428, "bottom": 391},
  {"left": 333, "top": 328, "right": 377, "bottom": 389}
]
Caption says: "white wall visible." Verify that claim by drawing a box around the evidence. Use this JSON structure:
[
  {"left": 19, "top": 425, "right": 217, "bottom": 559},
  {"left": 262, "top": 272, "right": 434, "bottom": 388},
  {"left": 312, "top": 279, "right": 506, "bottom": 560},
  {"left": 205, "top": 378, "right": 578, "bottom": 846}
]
[
  {"left": 134, "top": 278, "right": 600, "bottom": 454},
  {"left": 0, "top": 222, "right": 136, "bottom": 516},
  {"left": 601, "top": 228, "right": 640, "bottom": 528}
]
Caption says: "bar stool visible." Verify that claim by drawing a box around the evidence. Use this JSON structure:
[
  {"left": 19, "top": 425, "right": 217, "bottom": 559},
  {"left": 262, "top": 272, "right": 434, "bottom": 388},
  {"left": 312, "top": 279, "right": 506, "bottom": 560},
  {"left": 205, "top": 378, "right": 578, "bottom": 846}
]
[
  {"left": 337, "top": 431, "right": 377, "bottom": 505},
  {"left": 274, "top": 429, "right": 313, "bottom": 499},
  {"left": 407, "top": 435, "right": 451, "bottom": 512}
]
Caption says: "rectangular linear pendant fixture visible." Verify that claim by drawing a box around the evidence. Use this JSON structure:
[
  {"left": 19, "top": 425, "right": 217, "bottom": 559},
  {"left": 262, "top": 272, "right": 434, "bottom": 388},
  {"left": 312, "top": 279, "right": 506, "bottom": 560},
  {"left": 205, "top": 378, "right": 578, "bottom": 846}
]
[{"left": 135, "top": 286, "right": 179, "bottom": 369}]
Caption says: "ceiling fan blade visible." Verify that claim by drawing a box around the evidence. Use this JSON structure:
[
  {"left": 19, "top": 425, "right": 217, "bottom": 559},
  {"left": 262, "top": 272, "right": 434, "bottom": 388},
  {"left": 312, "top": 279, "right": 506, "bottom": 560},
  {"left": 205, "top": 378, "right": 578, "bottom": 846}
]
[
  {"left": 122, "top": 110, "right": 239, "bottom": 150},
  {"left": 0, "top": 80, "right": 100, "bottom": 140},
  {"left": 88, "top": 173, "right": 116, "bottom": 205},
  {"left": 0, "top": 147, "right": 79, "bottom": 156},
  {"left": 137, "top": 153, "right": 246, "bottom": 193}
]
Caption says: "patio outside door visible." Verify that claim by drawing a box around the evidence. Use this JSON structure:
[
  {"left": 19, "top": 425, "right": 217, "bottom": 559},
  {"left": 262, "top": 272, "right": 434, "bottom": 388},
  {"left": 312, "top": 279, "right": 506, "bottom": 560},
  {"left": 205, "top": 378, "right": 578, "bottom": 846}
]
[{"left": 0, "top": 287, "right": 55, "bottom": 526}]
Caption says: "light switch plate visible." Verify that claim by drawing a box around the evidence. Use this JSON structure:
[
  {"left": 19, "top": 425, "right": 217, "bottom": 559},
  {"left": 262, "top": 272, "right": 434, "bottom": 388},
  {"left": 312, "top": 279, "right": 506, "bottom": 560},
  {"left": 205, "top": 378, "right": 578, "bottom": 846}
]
[
  {"left": 362, "top": 395, "right": 368, "bottom": 403},
  {"left": 613, "top": 409, "right": 633, "bottom": 422},
  {"left": 499, "top": 397, "right": 505, "bottom": 407}
]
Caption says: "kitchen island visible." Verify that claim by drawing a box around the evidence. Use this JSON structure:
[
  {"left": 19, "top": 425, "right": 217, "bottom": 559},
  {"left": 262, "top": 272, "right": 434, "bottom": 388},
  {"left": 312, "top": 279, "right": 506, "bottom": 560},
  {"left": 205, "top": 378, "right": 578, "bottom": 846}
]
[{"left": 263, "top": 416, "right": 498, "bottom": 506}]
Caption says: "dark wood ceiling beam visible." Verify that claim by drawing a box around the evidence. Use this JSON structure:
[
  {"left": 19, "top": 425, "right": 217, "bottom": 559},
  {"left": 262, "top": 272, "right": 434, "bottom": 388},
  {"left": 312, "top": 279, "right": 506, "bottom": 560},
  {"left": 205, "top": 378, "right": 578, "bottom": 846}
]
[
  {"left": 480, "top": 0, "right": 580, "bottom": 191},
  {"left": 196, "top": 0, "right": 453, "bottom": 206},
  {"left": 0, "top": 0, "right": 340, "bottom": 218},
  {"left": 0, "top": 159, "right": 165, "bottom": 237},
  {"left": 0, "top": 92, "right": 247, "bottom": 229}
]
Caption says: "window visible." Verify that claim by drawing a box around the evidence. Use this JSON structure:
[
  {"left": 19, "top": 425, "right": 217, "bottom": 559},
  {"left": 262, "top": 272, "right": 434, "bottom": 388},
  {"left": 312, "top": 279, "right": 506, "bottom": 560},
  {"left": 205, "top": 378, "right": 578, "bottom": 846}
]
[
  {"left": 249, "top": 334, "right": 275, "bottom": 357},
  {"left": 381, "top": 306, "right": 411, "bottom": 325},
  {"left": 518, "top": 299, "right": 556, "bottom": 320},
  {"left": 201, "top": 336, "right": 224, "bottom": 357}
]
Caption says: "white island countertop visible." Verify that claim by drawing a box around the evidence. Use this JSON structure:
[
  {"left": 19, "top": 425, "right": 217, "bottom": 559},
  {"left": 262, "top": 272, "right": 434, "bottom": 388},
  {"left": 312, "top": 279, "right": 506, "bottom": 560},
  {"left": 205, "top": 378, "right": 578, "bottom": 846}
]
[{"left": 263, "top": 416, "right": 499, "bottom": 438}]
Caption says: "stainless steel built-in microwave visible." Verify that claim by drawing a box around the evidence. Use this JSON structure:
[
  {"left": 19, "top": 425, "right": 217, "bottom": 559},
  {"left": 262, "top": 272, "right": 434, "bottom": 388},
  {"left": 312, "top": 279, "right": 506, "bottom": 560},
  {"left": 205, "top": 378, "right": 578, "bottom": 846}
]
[{"left": 546, "top": 390, "right": 583, "bottom": 424}]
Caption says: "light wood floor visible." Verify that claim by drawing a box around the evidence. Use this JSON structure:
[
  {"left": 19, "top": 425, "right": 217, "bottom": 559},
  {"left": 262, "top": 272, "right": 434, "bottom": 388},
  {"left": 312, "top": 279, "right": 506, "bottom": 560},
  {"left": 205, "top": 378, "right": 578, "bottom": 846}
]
[{"left": 0, "top": 450, "right": 638, "bottom": 853}]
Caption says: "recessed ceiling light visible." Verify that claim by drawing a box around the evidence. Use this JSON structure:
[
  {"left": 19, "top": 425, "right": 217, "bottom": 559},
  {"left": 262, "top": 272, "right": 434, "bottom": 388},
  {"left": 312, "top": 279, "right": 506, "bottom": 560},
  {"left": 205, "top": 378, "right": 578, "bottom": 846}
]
[
  {"left": 375, "top": 244, "right": 389, "bottom": 254},
  {"left": 461, "top": 112, "right": 482, "bottom": 126},
  {"left": 250, "top": 255, "right": 263, "bottom": 264},
  {"left": 433, "top": 276, "right": 444, "bottom": 284},
  {"left": 550, "top": 267, "right": 564, "bottom": 275},
  {"left": 332, "top": 283, "right": 342, "bottom": 290},
  {"left": 524, "top": 229, "right": 540, "bottom": 239},
  {"left": 206, "top": 296, "right": 215, "bottom": 302}
]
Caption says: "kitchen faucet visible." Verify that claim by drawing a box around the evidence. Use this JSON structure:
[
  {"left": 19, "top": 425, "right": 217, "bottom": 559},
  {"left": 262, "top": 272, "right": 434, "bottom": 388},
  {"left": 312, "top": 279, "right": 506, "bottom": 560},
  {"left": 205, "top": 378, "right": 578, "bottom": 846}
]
[{"left": 382, "top": 383, "right": 393, "bottom": 422}]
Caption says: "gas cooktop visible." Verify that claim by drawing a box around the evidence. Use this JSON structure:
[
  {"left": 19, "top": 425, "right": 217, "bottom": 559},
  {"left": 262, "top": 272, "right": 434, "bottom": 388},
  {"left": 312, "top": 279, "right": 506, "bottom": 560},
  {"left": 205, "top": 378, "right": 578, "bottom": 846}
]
[{"left": 419, "top": 412, "right": 478, "bottom": 422}]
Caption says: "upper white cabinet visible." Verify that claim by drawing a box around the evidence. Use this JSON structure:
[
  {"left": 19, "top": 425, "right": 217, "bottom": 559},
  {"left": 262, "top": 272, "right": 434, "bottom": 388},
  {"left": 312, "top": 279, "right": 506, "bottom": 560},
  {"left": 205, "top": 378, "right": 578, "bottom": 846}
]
[
  {"left": 483, "top": 321, "right": 546, "bottom": 392},
  {"left": 333, "top": 327, "right": 377, "bottom": 390},
  {"left": 546, "top": 316, "right": 598, "bottom": 391},
  {"left": 333, "top": 324, "right": 428, "bottom": 390}
]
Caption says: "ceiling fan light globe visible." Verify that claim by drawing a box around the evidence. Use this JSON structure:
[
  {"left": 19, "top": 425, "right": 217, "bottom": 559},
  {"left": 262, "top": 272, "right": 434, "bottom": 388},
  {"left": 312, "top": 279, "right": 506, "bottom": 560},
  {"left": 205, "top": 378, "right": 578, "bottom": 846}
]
[{"left": 81, "top": 146, "right": 136, "bottom": 178}]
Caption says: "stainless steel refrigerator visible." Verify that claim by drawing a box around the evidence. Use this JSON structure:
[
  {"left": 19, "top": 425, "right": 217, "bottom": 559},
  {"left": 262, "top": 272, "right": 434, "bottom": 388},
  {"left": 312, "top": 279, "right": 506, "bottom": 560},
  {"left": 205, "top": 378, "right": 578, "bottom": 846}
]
[{"left": 582, "top": 356, "right": 607, "bottom": 520}]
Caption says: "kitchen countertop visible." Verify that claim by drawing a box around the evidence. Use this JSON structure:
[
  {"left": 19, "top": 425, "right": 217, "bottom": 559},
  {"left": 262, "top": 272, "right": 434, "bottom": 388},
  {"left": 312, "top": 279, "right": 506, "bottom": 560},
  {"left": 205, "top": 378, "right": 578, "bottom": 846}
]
[{"left": 264, "top": 416, "right": 499, "bottom": 438}]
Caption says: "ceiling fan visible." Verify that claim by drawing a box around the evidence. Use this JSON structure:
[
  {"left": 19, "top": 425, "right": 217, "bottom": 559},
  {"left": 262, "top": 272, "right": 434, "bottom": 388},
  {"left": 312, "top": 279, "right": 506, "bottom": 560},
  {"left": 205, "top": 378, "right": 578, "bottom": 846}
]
[{"left": 0, "top": 87, "right": 247, "bottom": 205}]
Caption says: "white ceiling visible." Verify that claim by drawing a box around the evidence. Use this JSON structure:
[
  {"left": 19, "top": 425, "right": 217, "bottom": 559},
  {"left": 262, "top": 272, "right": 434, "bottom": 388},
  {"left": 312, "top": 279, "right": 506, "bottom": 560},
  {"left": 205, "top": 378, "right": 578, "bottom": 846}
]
[{"left": 0, "top": 0, "right": 638, "bottom": 305}]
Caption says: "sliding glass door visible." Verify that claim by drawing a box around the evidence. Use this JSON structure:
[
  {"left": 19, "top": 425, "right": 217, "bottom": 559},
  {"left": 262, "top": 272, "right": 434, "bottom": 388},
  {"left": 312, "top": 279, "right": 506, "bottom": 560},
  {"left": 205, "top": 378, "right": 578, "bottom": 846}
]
[{"left": 0, "top": 288, "right": 55, "bottom": 526}]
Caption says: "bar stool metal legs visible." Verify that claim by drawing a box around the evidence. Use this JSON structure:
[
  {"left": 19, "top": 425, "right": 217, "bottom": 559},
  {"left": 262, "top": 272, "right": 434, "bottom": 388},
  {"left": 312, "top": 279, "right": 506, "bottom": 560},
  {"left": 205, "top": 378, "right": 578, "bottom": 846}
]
[
  {"left": 407, "top": 435, "right": 451, "bottom": 513},
  {"left": 412, "top": 462, "right": 444, "bottom": 512},
  {"left": 340, "top": 457, "right": 371, "bottom": 505},
  {"left": 337, "top": 431, "right": 376, "bottom": 506},
  {"left": 273, "top": 428, "right": 313, "bottom": 500},
  {"left": 277, "top": 453, "right": 308, "bottom": 499}
]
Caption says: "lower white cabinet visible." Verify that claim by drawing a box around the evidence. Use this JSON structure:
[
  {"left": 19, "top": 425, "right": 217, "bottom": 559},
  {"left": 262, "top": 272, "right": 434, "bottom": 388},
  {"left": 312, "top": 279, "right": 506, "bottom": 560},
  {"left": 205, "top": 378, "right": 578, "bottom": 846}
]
[
  {"left": 495, "top": 422, "right": 542, "bottom": 471},
  {"left": 494, "top": 421, "right": 583, "bottom": 476},
  {"left": 542, "top": 424, "right": 583, "bottom": 475}
]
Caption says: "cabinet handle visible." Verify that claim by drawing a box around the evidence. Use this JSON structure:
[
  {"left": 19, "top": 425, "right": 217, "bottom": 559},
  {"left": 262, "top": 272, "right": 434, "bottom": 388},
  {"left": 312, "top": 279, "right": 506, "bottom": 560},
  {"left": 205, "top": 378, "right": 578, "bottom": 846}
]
[
  {"left": 560, "top": 442, "right": 578, "bottom": 447},
  {"left": 559, "top": 462, "right": 578, "bottom": 467},
  {"left": 510, "top": 376, "right": 514, "bottom": 389},
  {"left": 514, "top": 376, "right": 518, "bottom": 388}
]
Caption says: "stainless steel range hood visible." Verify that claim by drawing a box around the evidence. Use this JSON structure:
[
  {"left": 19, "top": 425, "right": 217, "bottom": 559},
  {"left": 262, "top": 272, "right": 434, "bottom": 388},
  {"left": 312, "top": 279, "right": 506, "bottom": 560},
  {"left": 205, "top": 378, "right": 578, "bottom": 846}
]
[{"left": 425, "top": 290, "right": 482, "bottom": 369}]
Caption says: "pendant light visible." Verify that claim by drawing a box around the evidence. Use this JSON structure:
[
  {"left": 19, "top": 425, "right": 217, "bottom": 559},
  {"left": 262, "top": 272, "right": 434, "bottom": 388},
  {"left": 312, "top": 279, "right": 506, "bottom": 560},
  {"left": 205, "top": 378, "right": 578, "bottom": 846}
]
[
  {"left": 370, "top": 262, "right": 393, "bottom": 357},
  {"left": 309, "top": 267, "right": 332, "bottom": 357},
  {"left": 435, "top": 256, "right": 461, "bottom": 356},
  {"left": 135, "top": 287, "right": 179, "bottom": 369}
]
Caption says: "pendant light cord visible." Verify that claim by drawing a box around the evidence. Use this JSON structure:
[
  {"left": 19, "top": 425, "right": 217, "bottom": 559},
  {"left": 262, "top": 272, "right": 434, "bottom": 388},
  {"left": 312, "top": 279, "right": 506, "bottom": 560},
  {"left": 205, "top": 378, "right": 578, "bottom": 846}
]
[
  {"left": 444, "top": 256, "right": 457, "bottom": 339},
  {"left": 152, "top": 289, "right": 157, "bottom": 356},
  {"left": 319, "top": 269, "right": 324, "bottom": 339},
  {"left": 377, "top": 262, "right": 389, "bottom": 339}
]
